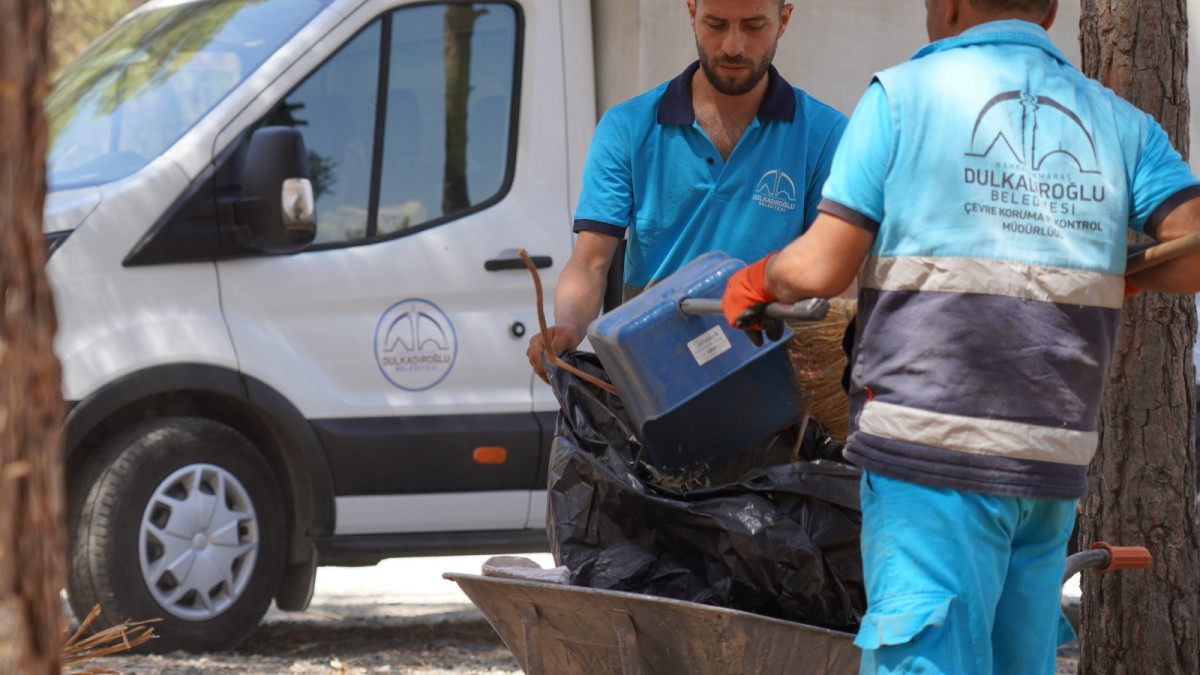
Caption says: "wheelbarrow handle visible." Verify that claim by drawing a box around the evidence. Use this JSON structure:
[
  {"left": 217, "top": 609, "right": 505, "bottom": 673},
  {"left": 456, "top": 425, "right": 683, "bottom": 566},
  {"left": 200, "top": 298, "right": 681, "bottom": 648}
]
[
  {"left": 1062, "top": 542, "right": 1151, "bottom": 582},
  {"left": 678, "top": 297, "right": 830, "bottom": 321}
]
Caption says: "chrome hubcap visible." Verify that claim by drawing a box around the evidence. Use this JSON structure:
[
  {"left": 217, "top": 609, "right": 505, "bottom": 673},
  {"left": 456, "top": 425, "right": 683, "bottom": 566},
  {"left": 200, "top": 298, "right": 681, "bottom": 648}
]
[{"left": 138, "top": 464, "right": 260, "bottom": 621}]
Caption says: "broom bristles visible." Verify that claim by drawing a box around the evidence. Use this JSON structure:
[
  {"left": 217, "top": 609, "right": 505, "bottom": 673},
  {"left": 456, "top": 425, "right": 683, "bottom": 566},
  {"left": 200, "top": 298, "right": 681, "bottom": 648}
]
[{"left": 786, "top": 299, "right": 856, "bottom": 443}]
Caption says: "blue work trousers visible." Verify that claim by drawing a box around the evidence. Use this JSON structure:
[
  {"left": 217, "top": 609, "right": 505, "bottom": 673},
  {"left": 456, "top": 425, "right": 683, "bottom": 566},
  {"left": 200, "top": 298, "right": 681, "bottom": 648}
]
[{"left": 855, "top": 471, "right": 1077, "bottom": 674}]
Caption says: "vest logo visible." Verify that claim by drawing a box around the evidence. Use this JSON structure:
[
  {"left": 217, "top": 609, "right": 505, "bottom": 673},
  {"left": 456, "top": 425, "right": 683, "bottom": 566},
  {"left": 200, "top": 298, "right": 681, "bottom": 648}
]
[
  {"left": 374, "top": 299, "right": 457, "bottom": 391},
  {"left": 753, "top": 170, "right": 798, "bottom": 213},
  {"left": 966, "top": 91, "right": 1100, "bottom": 173},
  {"left": 961, "top": 90, "right": 1108, "bottom": 242}
]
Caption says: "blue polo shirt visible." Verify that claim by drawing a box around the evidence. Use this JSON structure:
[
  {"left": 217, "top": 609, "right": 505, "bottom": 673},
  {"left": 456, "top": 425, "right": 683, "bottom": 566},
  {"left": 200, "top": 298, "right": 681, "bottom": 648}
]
[
  {"left": 818, "top": 20, "right": 1200, "bottom": 499},
  {"left": 574, "top": 61, "right": 846, "bottom": 287}
]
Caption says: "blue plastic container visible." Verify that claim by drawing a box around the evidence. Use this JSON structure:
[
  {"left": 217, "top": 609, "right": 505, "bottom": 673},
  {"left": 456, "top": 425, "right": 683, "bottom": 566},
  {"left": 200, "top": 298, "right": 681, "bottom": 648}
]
[{"left": 588, "top": 251, "right": 800, "bottom": 471}]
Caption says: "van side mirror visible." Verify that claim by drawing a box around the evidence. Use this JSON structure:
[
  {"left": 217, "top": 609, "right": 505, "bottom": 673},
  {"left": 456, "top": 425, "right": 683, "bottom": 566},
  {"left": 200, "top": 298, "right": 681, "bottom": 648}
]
[{"left": 235, "top": 126, "right": 317, "bottom": 253}]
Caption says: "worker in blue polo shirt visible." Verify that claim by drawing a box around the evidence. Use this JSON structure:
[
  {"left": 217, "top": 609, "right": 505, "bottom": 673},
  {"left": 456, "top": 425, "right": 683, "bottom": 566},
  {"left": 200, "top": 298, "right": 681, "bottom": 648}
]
[
  {"left": 721, "top": 0, "right": 1200, "bottom": 673},
  {"left": 526, "top": 0, "right": 846, "bottom": 381}
]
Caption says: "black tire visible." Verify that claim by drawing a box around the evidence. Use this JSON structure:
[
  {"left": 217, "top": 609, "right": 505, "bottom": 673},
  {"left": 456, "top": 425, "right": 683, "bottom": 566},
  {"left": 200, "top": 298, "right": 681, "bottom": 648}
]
[{"left": 67, "top": 417, "right": 286, "bottom": 653}]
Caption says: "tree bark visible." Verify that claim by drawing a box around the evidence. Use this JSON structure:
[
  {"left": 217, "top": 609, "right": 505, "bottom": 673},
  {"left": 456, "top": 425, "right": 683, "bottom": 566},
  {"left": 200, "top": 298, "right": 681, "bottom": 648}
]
[
  {"left": 1078, "top": 2, "right": 1200, "bottom": 673},
  {"left": 0, "top": 0, "right": 65, "bottom": 673}
]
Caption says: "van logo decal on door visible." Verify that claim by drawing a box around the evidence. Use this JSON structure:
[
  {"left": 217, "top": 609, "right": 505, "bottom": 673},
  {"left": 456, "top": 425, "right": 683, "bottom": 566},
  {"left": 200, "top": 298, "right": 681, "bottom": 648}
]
[{"left": 375, "top": 299, "right": 458, "bottom": 391}]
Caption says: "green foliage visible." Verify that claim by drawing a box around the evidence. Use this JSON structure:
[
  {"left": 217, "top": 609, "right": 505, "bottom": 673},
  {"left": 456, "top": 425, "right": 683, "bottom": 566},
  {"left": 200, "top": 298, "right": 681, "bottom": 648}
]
[{"left": 49, "top": 0, "right": 147, "bottom": 72}]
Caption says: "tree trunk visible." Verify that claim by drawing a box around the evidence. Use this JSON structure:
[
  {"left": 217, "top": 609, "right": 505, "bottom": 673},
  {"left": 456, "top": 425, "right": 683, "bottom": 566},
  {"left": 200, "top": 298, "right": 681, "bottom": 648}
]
[
  {"left": 1078, "top": 1, "right": 1200, "bottom": 673},
  {"left": 0, "top": 0, "right": 66, "bottom": 673}
]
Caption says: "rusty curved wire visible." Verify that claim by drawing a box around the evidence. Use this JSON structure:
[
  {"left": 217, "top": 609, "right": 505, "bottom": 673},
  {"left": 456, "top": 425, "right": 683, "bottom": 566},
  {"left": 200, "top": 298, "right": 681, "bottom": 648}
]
[{"left": 520, "top": 249, "right": 618, "bottom": 395}]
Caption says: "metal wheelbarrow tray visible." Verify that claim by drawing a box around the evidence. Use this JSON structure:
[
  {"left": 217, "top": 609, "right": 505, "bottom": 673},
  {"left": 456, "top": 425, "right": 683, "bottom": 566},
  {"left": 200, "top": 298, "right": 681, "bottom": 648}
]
[
  {"left": 444, "top": 543, "right": 1153, "bottom": 675},
  {"left": 443, "top": 572, "right": 859, "bottom": 675}
]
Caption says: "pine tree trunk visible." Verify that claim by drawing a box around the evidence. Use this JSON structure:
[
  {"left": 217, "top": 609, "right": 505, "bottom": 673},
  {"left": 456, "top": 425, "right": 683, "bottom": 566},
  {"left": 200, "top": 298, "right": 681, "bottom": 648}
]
[
  {"left": 0, "top": 0, "right": 66, "bottom": 673},
  {"left": 1079, "top": 1, "right": 1200, "bottom": 673}
]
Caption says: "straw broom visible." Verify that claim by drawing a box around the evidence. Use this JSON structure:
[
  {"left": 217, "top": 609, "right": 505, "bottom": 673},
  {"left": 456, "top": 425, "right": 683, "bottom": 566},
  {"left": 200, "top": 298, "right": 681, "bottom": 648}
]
[{"left": 784, "top": 298, "right": 856, "bottom": 443}]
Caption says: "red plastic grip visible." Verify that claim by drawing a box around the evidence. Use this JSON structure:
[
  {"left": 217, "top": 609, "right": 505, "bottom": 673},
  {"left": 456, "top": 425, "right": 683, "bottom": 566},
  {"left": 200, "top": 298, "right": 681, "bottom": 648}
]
[{"left": 1089, "top": 542, "right": 1152, "bottom": 574}]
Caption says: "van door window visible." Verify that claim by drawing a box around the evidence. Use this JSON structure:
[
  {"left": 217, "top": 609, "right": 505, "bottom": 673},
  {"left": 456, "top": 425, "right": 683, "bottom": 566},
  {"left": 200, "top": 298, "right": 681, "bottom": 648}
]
[
  {"left": 262, "top": 2, "right": 519, "bottom": 247},
  {"left": 378, "top": 3, "right": 518, "bottom": 236},
  {"left": 271, "top": 23, "right": 382, "bottom": 243}
]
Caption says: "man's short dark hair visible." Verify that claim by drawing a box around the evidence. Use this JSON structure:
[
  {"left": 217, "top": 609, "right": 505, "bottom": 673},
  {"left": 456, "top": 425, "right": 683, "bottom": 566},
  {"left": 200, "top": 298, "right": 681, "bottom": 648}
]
[
  {"left": 697, "top": 0, "right": 789, "bottom": 12},
  {"left": 970, "top": 0, "right": 1054, "bottom": 15}
]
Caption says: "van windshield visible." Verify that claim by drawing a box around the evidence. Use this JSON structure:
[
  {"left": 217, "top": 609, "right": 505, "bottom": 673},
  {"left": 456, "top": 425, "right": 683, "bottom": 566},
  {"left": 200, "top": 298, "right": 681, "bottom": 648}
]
[{"left": 46, "top": 0, "right": 327, "bottom": 190}]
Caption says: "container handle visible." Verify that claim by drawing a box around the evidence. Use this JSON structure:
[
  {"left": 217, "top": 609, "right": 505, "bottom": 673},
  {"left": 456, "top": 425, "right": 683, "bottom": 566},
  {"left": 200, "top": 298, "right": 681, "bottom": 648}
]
[{"left": 679, "top": 297, "right": 830, "bottom": 321}]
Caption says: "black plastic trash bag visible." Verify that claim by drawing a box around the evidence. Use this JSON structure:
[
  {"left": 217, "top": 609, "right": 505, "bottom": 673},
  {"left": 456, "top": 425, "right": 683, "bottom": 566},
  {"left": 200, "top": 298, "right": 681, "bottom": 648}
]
[{"left": 545, "top": 351, "right": 866, "bottom": 632}]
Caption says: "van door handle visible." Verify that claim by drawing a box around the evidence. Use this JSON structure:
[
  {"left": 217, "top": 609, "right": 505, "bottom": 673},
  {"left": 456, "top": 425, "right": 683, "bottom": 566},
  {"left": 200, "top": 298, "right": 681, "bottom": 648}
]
[{"left": 485, "top": 255, "right": 551, "bottom": 271}]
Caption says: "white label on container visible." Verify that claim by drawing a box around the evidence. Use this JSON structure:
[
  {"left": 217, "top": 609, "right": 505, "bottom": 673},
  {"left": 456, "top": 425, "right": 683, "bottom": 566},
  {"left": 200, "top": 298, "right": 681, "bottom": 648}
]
[{"left": 687, "top": 325, "right": 733, "bottom": 366}]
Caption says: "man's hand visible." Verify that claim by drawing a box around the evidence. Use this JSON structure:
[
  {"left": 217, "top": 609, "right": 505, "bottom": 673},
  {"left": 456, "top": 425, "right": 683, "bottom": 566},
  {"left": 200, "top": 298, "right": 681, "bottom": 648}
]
[
  {"left": 527, "top": 325, "right": 585, "bottom": 383},
  {"left": 526, "top": 231, "right": 619, "bottom": 383},
  {"left": 722, "top": 253, "right": 781, "bottom": 346}
]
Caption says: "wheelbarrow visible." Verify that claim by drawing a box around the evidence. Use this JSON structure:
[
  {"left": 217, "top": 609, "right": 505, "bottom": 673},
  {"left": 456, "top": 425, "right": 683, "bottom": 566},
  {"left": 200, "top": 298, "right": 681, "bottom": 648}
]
[{"left": 444, "top": 543, "right": 1150, "bottom": 675}]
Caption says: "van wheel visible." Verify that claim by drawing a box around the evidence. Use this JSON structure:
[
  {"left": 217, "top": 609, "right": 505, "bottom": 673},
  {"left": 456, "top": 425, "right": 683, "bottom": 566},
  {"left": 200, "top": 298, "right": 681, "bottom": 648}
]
[{"left": 67, "top": 417, "right": 286, "bottom": 653}]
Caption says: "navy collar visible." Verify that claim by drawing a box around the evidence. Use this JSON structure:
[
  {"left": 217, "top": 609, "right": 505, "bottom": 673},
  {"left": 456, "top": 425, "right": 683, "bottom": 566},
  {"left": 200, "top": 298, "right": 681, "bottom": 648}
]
[{"left": 657, "top": 61, "right": 796, "bottom": 125}]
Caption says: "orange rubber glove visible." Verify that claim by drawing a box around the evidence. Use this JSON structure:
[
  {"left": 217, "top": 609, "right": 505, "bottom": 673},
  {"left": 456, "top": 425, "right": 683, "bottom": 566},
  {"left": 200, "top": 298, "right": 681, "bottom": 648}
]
[{"left": 722, "top": 253, "right": 782, "bottom": 346}]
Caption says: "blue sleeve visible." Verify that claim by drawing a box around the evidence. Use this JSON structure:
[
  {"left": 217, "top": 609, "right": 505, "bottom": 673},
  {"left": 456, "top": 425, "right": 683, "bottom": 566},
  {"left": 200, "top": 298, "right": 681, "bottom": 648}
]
[
  {"left": 1130, "top": 112, "right": 1200, "bottom": 236},
  {"left": 573, "top": 108, "right": 633, "bottom": 236},
  {"left": 819, "top": 81, "right": 893, "bottom": 229},
  {"left": 803, "top": 112, "right": 849, "bottom": 230}
]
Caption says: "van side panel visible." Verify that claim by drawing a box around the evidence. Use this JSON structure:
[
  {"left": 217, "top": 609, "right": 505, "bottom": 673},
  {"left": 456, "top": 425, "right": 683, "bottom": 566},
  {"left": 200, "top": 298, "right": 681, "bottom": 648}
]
[{"left": 49, "top": 159, "right": 238, "bottom": 402}]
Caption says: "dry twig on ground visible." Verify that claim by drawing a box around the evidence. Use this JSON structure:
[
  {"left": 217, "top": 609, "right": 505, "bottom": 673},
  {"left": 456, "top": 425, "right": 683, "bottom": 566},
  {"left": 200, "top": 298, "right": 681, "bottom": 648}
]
[{"left": 61, "top": 605, "right": 158, "bottom": 674}]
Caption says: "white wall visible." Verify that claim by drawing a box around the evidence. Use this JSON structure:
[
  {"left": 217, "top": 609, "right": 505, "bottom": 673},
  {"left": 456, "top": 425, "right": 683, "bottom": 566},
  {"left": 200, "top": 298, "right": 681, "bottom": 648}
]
[
  {"left": 592, "top": 0, "right": 1199, "bottom": 167},
  {"left": 784, "top": 1, "right": 1080, "bottom": 115},
  {"left": 1191, "top": 0, "right": 1200, "bottom": 166}
]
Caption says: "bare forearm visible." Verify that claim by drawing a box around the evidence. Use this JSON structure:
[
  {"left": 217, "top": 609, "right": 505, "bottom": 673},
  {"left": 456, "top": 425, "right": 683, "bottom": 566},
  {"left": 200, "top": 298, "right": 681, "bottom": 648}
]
[
  {"left": 764, "top": 213, "right": 874, "bottom": 302},
  {"left": 548, "top": 231, "right": 620, "bottom": 348},
  {"left": 1127, "top": 250, "right": 1200, "bottom": 295},
  {"left": 1130, "top": 198, "right": 1200, "bottom": 294},
  {"left": 552, "top": 258, "right": 609, "bottom": 345},
  {"left": 526, "top": 231, "right": 618, "bottom": 381}
]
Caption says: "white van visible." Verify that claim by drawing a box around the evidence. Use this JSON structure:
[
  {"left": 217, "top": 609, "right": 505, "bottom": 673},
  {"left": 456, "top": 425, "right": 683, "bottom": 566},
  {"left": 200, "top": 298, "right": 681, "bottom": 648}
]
[{"left": 47, "top": 0, "right": 595, "bottom": 652}]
